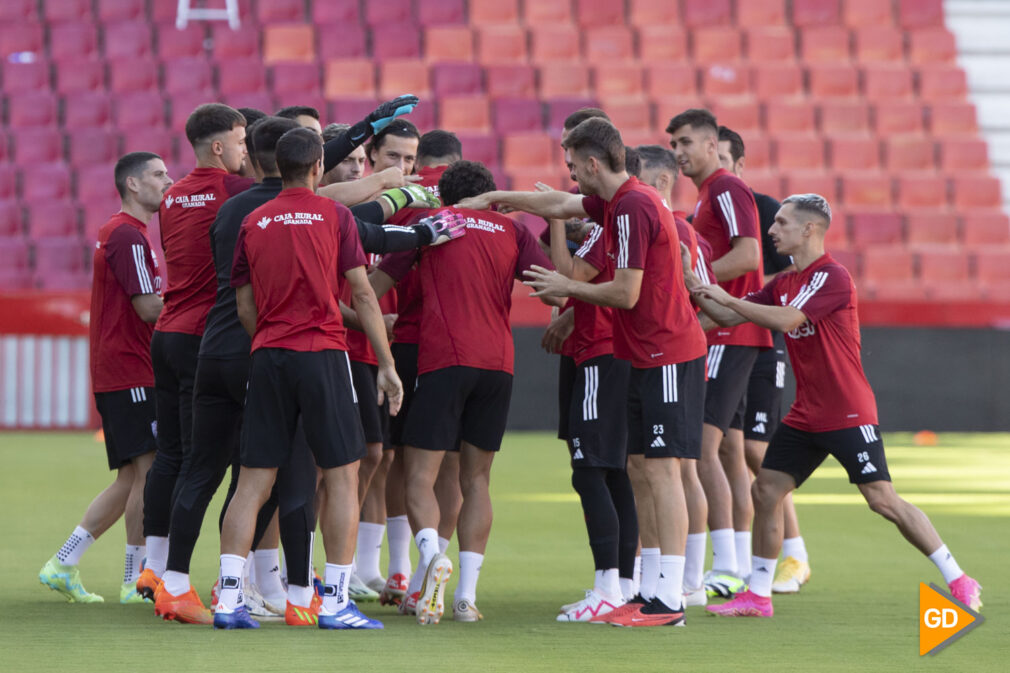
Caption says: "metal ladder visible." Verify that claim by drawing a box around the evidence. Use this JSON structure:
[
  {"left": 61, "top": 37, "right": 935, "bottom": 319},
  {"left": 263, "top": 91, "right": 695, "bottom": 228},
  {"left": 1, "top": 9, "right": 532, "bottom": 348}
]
[{"left": 175, "top": 0, "right": 241, "bottom": 29}]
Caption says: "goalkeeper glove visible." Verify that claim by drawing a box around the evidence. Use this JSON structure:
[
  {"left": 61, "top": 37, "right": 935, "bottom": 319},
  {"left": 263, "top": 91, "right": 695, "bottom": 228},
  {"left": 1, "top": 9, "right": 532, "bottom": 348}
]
[
  {"left": 418, "top": 209, "right": 468, "bottom": 246},
  {"left": 369, "top": 94, "right": 420, "bottom": 134},
  {"left": 380, "top": 184, "right": 441, "bottom": 213}
]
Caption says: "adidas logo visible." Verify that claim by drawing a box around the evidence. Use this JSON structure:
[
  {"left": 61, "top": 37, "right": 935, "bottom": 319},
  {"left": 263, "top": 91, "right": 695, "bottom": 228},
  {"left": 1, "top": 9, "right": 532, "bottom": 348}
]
[
  {"left": 573, "top": 449, "right": 584, "bottom": 460},
  {"left": 651, "top": 436, "right": 666, "bottom": 448},
  {"left": 751, "top": 422, "right": 766, "bottom": 434},
  {"left": 756, "top": 566, "right": 769, "bottom": 574},
  {"left": 861, "top": 462, "right": 877, "bottom": 474}
]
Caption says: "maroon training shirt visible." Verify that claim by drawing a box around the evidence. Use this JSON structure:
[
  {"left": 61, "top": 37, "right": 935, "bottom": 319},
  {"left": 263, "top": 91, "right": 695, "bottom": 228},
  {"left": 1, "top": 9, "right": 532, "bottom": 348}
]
[{"left": 569, "top": 224, "right": 614, "bottom": 365}]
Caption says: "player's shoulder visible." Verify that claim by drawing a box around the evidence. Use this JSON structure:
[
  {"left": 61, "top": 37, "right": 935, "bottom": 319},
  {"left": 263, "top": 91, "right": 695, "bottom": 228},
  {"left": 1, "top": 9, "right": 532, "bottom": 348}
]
[
  {"left": 614, "top": 185, "right": 663, "bottom": 217},
  {"left": 103, "top": 215, "right": 146, "bottom": 245},
  {"left": 817, "top": 257, "right": 854, "bottom": 284},
  {"left": 708, "top": 171, "right": 751, "bottom": 195}
]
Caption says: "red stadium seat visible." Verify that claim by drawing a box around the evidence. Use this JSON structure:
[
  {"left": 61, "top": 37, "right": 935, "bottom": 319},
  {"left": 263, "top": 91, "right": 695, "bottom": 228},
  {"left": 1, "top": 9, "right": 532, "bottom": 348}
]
[
  {"left": 602, "top": 99, "right": 653, "bottom": 134},
  {"left": 819, "top": 101, "right": 870, "bottom": 133},
  {"left": 317, "top": 26, "right": 366, "bottom": 60},
  {"left": 862, "top": 246, "right": 914, "bottom": 282},
  {"left": 708, "top": 98, "right": 761, "bottom": 135},
  {"left": 839, "top": 172, "right": 892, "bottom": 207},
  {"left": 800, "top": 26, "right": 850, "bottom": 62},
  {"left": 594, "top": 63, "right": 645, "bottom": 99},
  {"left": 68, "top": 130, "right": 119, "bottom": 167},
  {"left": 470, "top": 0, "right": 519, "bottom": 24},
  {"left": 34, "top": 238, "right": 88, "bottom": 276},
  {"left": 783, "top": 171, "right": 838, "bottom": 205},
  {"left": 882, "top": 136, "right": 935, "bottom": 171},
  {"left": 0, "top": 201, "right": 23, "bottom": 237},
  {"left": 102, "top": 21, "right": 153, "bottom": 60},
  {"left": 0, "top": 165, "right": 16, "bottom": 199},
  {"left": 700, "top": 63, "right": 751, "bottom": 97},
  {"left": 808, "top": 63, "right": 860, "bottom": 98},
  {"left": 826, "top": 135, "right": 880, "bottom": 171},
  {"left": 328, "top": 98, "right": 380, "bottom": 125},
  {"left": 576, "top": 0, "right": 624, "bottom": 27},
  {"left": 772, "top": 134, "right": 824, "bottom": 171},
  {"left": 683, "top": 0, "right": 731, "bottom": 26},
  {"left": 524, "top": 0, "right": 573, "bottom": 24},
  {"left": 121, "top": 127, "right": 175, "bottom": 162},
  {"left": 7, "top": 92, "right": 58, "bottom": 128},
  {"left": 12, "top": 128, "right": 63, "bottom": 165},
  {"left": 638, "top": 26, "right": 689, "bottom": 62},
  {"left": 917, "top": 245, "right": 971, "bottom": 283},
  {"left": 455, "top": 133, "right": 499, "bottom": 167},
  {"left": 424, "top": 25, "right": 474, "bottom": 62},
  {"left": 873, "top": 101, "right": 925, "bottom": 135},
  {"left": 26, "top": 203, "right": 80, "bottom": 239},
  {"left": 0, "top": 22, "right": 44, "bottom": 59},
  {"left": 546, "top": 98, "right": 600, "bottom": 136},
  {"left": 854, "top": 27, "right": 903, "bottom": 62},
  {"left": 540, "top": 64, "right": 592, "bottom": 98},
  {"left": 737, "top": 0, "right": 787, "bottom": 25},
  {"left": 46, "top": 0, "right": 91, "bottom": 22},
  {"left": 439, "top": 95, "right": 491, "bottom": 133},
  {"left": 324, "top": 60, "right": 376, "bottom": 98},
  {"left": 507, "top": 169, "right": 571, "bottom": 192},
  {"left": 416, "top": 0, "right": 465, "bottom": 25},
  {"left": 908, "top": 28, "right": 957, "bottom": 65},
  {"left": 740, "top": 136, "right": 772, "bottom": 170},
  {"left": 974, "top": 247, "right": 1010, "bottom": 284},
  {"left": 49, "top": 23, "right": 100, "bottom": 61},
  {"left": 491, "top": 98, "right": 543, "bottom": 134},
  {"left": 752, "top": 63, "right": 804, "bottom": 98},
  {"left": 584, "top": 26, "right": 635, "bottom": 64},
  {"left": 431, "top": 62, "right": 483, "bottom": 96},
  {"left": 850, "top": 211, "right": 903, "bottom": 246},
  {"left": 270, "top": 63, "right": 322, "bottom": 97},
  {"left": 745, "top": 27, "right": 796, "bottom": 62},
  {"left": 157, "top": 24, "right": 206, "bottom": 60},
  {"left": 862, "top": 64, "right": 914, "bottom": 101},
  {"left": 109, "top": 59, "right": 158, "bottom": 93},
  {"left": 21, "top": 164, "right": 72, "bottom": 201},
  {"left": 951, "top": 176, "right": 1002, "bottom": 210},
  {"left": 373, "top": 23, "right": 422, "bottom": 59},
  {"left": 211, "top": 25, "right": 260, "bottom": 60},
  {"left": 2, "top": 61, "right": 50, "bottom": 94},
  {"left": 55, "top": 61, "right": 105, "bottom": 95},
  {"left": 906, "top": 212, "right": 959, "bottom": 245},
  {"left": 364, "top": 0, "right": 412, "bottom": 26},
  {"left": 693, "top": 27, "right": 742, "bottom": 63},
  {"left": 529, "top": 26, "right": 580, "bottom": 63},
  {"left": 502, "top": 133, "right": 559, "bottom": 171},
  {"left": 828, "top": 247, "right": 858, "bottom": 273},
  {"left": 766, "top": 100, "right": 817, "bottom": 133},
  {"left": 745, "top": 172, "right": 783, "bottom": 199},
  {"left": 486, "top": 65, "right": 536, "bottom": 98},
  {"left": 218, "top": 60, "right": 268, "bottom": 95},
  {"left": 895, "top": 174, "right": 947, "bottom": 209},
  {"left": 476, "top": 26, "right": 527, "bottom": 65},
  {"left": 628, "top": 0, "right": 681, "bottom": 25},
  {"left": 263, "top": 25, "right": 315, "bottom": 64},
  {"left": 962, "top": 212, "right": 1010, "bottom": 246},
  {"left": 938, "top": 138, "right": 989, "bottom": 172},
  {"left": 221, "top": 92, "right": 274, "bottom": 112},
  {"left": 645, "top": 64, "right": 697, "bottom": 99},
  {"left": 898, "top": 0, "right": 943, "bottom": 28},
  {"left": 258, "top": 0, "right": 304, "bottom": 23},
  {"left": 792, "top": 0, "right": 841, "bottom": 26},
  {"left": 114, "top": 92, "right": 167, "bottom": 130},
  {"left": 168, "top": 93, "right": 219, "bottom": 133},
  {"left": 378, "top": 60, "right": 431, "bottom": 99},
  {"left": 917, "top": 65, "right": 968, "bottom": 101},
  {"left": 97, "top": 0, "right": 146, "bottom": 22},
  {"left": 843, "top": 0, "right": 894, "bottom": 26},
  {"left": 927, "top": 102, "right": 978, "bottom": 135},
  {"left": 312, "top": 0, "right": 361, "bottom": 24},
  {"left": 163, "top": 58, "right": 215, "bottom": 97},
  {"left": 0, "top": 236, "right": 31, "bottom": 267}
]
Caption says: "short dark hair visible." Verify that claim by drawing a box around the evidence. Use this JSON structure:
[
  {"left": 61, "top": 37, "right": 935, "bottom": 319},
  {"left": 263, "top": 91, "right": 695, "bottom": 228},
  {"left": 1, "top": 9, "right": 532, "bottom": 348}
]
[
  {"left": 563, "top": 107, "right": 610, "bottom": 132},
  {"left": 275, "top": 105, "right": 320, "bottom": 121},
  {"left": 438, "top": 160, "right": 496, "bottom": 206},
  {"left": 367, "top": 119, "right": 421, "bottom": 165},
  {"left": 185, "top": 103, "right": 246, "bottom": 148},
  {"left": 665, "top": 108, "right": 718, "bottom": 136},
  {"left": 275, "top": 127, "right": 323, "bottom": 182},
  {"left": 418, "top": 130, "right": 462, "bottom": 162},
  {"left": 718, "top": 126, "right": 745, "bottom": 162},
  {"left": 251, "top": 116, "right": 300, "bottom": 175},
  {"left": 114, "top": 151, "right": 161, "bottom": 198},
  {"left": 238, "top": 107, "right": 266, "bottom": 127},
  {"left": 636, "top": 145, "right": 679, "bottom": 173},
  {"left": 322, "top": 122, "right": 350, "bottom": 143},
  {"left": 624, "top": 146, "right": 641, "bottom": 178},
  {"left": 562, "top": 118, "right": 625, "bottom": 173}
]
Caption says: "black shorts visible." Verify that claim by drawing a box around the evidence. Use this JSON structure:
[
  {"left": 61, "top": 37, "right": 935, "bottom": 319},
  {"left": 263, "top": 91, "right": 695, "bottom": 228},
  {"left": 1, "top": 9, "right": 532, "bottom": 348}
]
[
  {"left": 762, "top": 422, "right": 891, "bottom": 488},
  {"left": 704, "top": 345, "right": 759, "bottom": 433},
  {"left": 568, "top": 355, "right": 630, "bottom": 469},
  {"left": 557, "top": 355, "right": 576, "bottom": 441},
  {"left": 150, "top": 330, "right": 202, "bottom": 460},
  {"left": 403, "top": 366, "right": 512, "bottom": 453},
  {"left": 350, "top": 360, "right": 390, "bottom": 446},
  {"left": 94, "top": 387, "right": 157, "bottom": 470},
  {"left": 241, "top": 348, "right": 365, "bottom": 469},
  {"left": 389, "top": 342, "right": 418, "bottom": 446},
  {"left": 627, "top": 356, "right": 705, "bottom": 459},
  {"left": 739, "top": 342, "right": 788, "bottom": 441}
]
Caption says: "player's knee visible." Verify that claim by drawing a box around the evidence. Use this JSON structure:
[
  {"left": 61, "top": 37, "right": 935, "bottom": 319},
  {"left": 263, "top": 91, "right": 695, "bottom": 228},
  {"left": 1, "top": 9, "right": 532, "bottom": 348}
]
[
  {"left": 751, "top": 477, "right": 781, "bottom": 511},
  {"left": 864, "top": 490, "right": 899, "bottom": 521}
]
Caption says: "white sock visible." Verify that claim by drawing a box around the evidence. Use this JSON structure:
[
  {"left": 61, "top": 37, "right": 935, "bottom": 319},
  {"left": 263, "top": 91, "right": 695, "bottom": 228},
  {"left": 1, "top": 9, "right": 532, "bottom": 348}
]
[
  {"left": 218, "top": 554, "right": 246, "bottom": 611},
  {"left": 56, "top": 526, "right": 94, "bottom": 566},
  {"left": 655, "top": 555, "right": 685, "bottom": 610},
  {"left": 406, "top": 564, "right": 425, "bottom": 597},
  {"left": 144, "top": 536, "right": 169, "bottom": 577},
  {"left": 639, "top": 548, "right": 661, "bottom": 600},
  {"left": 355, "top": 522, "right": 385, "bottom": 583},
  {"left": 929, "top": 544, "right": 964, "bottom": 584},
  {"left": 253, "top": 548, "right": 285, "bottom": 599},
  {"left": 244, "top": 551, "right": 255, "bottom": 587},
  {"left": 594, "top": 568, "right": 620, "bottom": 600},
  {"left": 684, "top": 533, "right": 706, "bottom": 590},
  {"left": 161, "top": 569, "right": 190, "bottom": 596},
  {"left": 453, "top": 551, "right": 483, "bottom": 603},
  {"left": 322, "top": 563, "right": 352, "bottom": 613},
  {"left": 386, "top": 515, "right": 412, "bottom": 578},
  {"left": 633, "top": 554, "right": 642, "bottom": 595},
  {"left": 280, "top": 554, "right": 288, "bottom": 587},
  {"left": 735, "top": 531, "right": 752, "bottom": 580},
  {"left": 438, "top": 536, "right": 450, "bottom": 554},
  {"left": 287, "top": 583, "right": 313, "bottom": 608},
  {"left": 414, "top": 527, "right": 439, "bottom": 575},
  {"left": 782, "top": 536, "right": 808, "bottom": 564},
  {"left": 710, "top": 528, "right": 737, "bottom": 575},
  {"left": 749, "top": 556, "right": 777, "bottom": 597},
  {"left": 619, "top": 577, "right": 635, "bottom": 602},
  {"left": 123, "top": 544, "right": 144, "bottom": 584}
]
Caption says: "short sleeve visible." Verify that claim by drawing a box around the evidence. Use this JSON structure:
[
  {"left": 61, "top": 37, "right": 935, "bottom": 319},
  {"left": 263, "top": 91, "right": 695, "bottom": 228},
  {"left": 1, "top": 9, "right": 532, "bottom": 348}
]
[
  {"left": 744, "top": 276, "right": 779, "bottom": 307},
  {"left": 105, "top": 224, "right": 157, "bottom": 296},
  {"left": 230, "top": 222, "right": 250, "bottom": 287},
  {"left": 377, "top": 249, "right": 418, "bottom": 282},
  {"left": 789, "top": 266, "right": 851, "bottom": 324},
  {"left": 514, "top": 222, "right": 553, "bottom": 279},
  {"left": 613, "top": 194, "right": 656, "bottom": 271},
  {"left": 336, "top": 205, "right": 368, "bottom": 274},
  {"left": 573, "top": 224, "right": 606, "bottom": 272},
  {"left": 712, "top": 177, "right": 759, "bottom": 241},
  {"left": 581, "top": 195, "right": 605, "bottom": 224}
]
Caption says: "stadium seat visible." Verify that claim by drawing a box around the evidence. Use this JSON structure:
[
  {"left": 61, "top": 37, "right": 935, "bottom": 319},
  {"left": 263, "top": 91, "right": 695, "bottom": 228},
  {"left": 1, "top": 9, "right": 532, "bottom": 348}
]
[
  {"left": 312, "top": 0, "right": 361, "bottom": 24},
  {"left": 783, "top": 171, "right": 838, "bottom": 205},
  {"left": 102, "top": 21, "right": 153, "bottom": 60},
  {"left": 745, "top": 27, "right": 796, "bottom": 62},
  {"left": 157, "top": 24, "right": 206, "bottom": 60},
  {"left": 682, "top": 0, "right": 732, "bottom": 26},
  {"left": 584, "top": 26, "right": 635, "bottom": 64},
  {"left": 927, "top": 102, "right": 978, "bottom": 135},
  {"left": 263, "top": 25, "right": 315, "bottom": 64},
  {"left": 0, "top": 161, "right": 13, "bottom": 198},
  {"left": 121, "top": 128, "right": 174, "bottom": 162},
  {"left": 168, "top": 93, "right": 220, "bottom": 133},
  {"left": 938, "top": 138, "right": 989, "bottom": 172},
  {"left": 75, "top": 165, "right": 118, "bottom": 203},
  {"left": 455, "top": 133, "right": 499, "bottom": 167},
  {"left": 628, "top": 0, "right": 681, "bottom": 25},
  {"left": 114, "top": 92, "right": 167, "bottom": 130},
  {"left": 97, "top": 0, "right": 146, "bottom": 22},
  {"left": 974, "top": 247, "right": 1010, "bottom": 285},
  {"left": 862, "top": 64, "right": 914, "bottom": 101},
  {"left": 3, "top": 61, "right": 50, "bottom": 94},
  {"left": 808, "top": 63, "right": 860, "bottom": 98},
  {"left": 503, "top": 133, "right": 558, "bottom": 171},
  {"left": 740, "top": 136, "right": 772, "bottom": 170},
  {"left": 49, "top": 23, "right": 100, "bottom": 61},
  {"left": 109, "top": 59, "right": 158, "bottom": 93},
  {"left": 438, "top": 95, "right": 491, "bottom": 133},
  {"left": 20, "top": 164, "right": 71, "bottom": 201},
  {"left": 34, "top": 239, "right": 89, "bottom": 278},
  {"left": 485, "top": 65, "right": 536, "bottom": 98},
  {"left": 895, "top": 174, "right": 947, "bottom": 209},
  {"left": 839, "top": 172, "right": 892, "bottom": 207},
  {"left": 898, "top": 0, "right": 943, "bottom": 28},
  {"left": 843, "top": 0, "right": 894, "bottom": 26},
  {"left": 470, "top": 0, "right": 519, "bottom": 24},
  {"left": 917, "top": 245, "right": 971, "bottom": 284},
  {"left": 476, "top": 26, "right": 527, "bottom": 64},
  {"left": 211, "top": 25, "right": 261, "bottom": 60},
  {"left": 638, "top": 26, "right": 689, "bottom": 62},
  {"left": 270, "top": 64, "right": 322, "bottom": 97},
  {"left": 951, "top": 176, "right": 1002, "bottom": 210},
  {"left": 602, "top": 100, "right": 653, "bottom": 134},
  {"left": 26, "top": 203, "right": 79, "bottom": 239},
  {"left": 962, "top": 212, "right": 1010, "bottom": 245},
  {"left": 403, "top": 101, "right": 435, "bottom": 132},
  {"left": 800, "top": 26, "right": 850, "bottom": 62},
  {"left": 44, "top": 0, "right": 92, "bottom": 22},
  {"left": 12, "top": 128, "right": 63, "bottom": 165},
  {"left": 221, "top": 92, "right": 274, "bottom": 112},
  {"left": 906, "top": 212, "right": 959, "bottom": 245},
  {"left": 67, "top": 130, "right": 119, "bottom": 167},
  {"left": 829, "top": 247, "right": 858, "bottom": 274},
  {"left": 424, "top": 25, "right": 474, "bottom": 62},
  {"left": 491, "top": 98, "right": 543, "bottom": 134},
  {"left": 854, "top": 27, "right": 903, "bottom": 62},
  {"left": 765, "top": 100, "right": 816, "bottom": 133},
  {"left": 373, "top": 23, "right": 422, "bottom": 59},
  {"left": 55, "top": 61, "right": 105, "bottom": 95},
  {"left": 873, "top": 101, "right": 925, "bottom": 135},
  {"left": 7, "top": 92, "right": 58, "bottom": 128},
  {"left": 258, "top": 0, "right": 304, "bottom": 23},
  {"left": 323, "top": 60, "right": 376, "bottom": 98},
  {"left": 700, "top": 63, "right": 751, "bottom": 97},
  {"left": 594, "top": 63, "right": 645, "bottom": 98},
  {"left": 163, "top": 58, "right": 215, "bottom": 97},
  {"left": 917, "top": 65, "right": 968, "bottom": 101},
  {"left": 524, "top": 0, "right": 573, "bottom": 24},
  {"left": 645, "top": 64, "right": 697, "bottom": 99},
  {"left": 693, "top": 27, "right": 742, "bottom": 63},
  {"left": 316, "top": 25, "right": 366, "bottom": 59},
  {"left": 752, "top": 63, "right": 804, "bottom": 98},
  {"left": 882, "top": 136, "right": 935, "bottom": 171},
  {"left": 0, "top": 200, "right": 22, "bottom": 237},
  {"left": 378, "top": 60, "right": 431, "bottom": 99},
  {"left": 0, "top": 22, "right": 43, "bottom": 59},
  {"left": 826, "top": 135, "right": 880, "bottom": 171},
  {"left": 364, "top": 0, "right": 412, "bottom": 26},
  {"left": 737, "top": 0, "right": 787, "bottom": 25},
  {"left": 908, "top": 28, "right": 957, "bottom": 65},
  {"left": 329, "top": 98, "right": 381, "bottom": 125},
  {"left": 850, "top": 211, "right": 903, "bottom": 246},
  {"left": 540, "top": 63, "right": 592, "bottom": 98},
  {"left": 80, "top": 196, "right": 120, "bottom": 239},
  {"left": 431, "top": 62, "right": 482, "bottom": 96},
  {"left": 0, "top": 239, "right": 31, "bottom": 277},
  {"left": 745, "top": 172, "right": 783, "bottom": 200},
  {"left": 861, "top": 246, "right": 914, "bottom": 283},
  {"left": 529, "top": 26, "right": 581, "bottom": 63},
  {"left": 546, "top": 98, "right": 600, "bottom": 136},
  {"left": 416, "top": 0, "right": 465, "bottom": 25},
  {"left": 792, "top": 0, "right": 842, "bottom": 26},
  {"left": 218, "top": 60, "right": 267, "bottom": 95},
  {"left": 772, "top": 134, "right": 824, "bottom": 170},
  {"left": 576, "top": 0, "right": 624, "bottom": 27},
  {"left": 708, "top": 98, "right": 761, "bottom": 135}
]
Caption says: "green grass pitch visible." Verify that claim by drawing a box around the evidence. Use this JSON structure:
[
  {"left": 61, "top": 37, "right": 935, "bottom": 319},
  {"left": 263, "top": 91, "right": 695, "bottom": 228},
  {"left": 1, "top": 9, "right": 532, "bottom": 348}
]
[{"left": 1, "top": 431, "right": 1006, "bottom": 672}]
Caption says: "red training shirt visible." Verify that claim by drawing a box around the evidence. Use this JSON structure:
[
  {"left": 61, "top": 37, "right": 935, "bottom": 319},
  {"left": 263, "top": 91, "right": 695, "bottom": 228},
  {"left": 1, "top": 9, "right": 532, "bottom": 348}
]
[
  {"left": 569, "top": 224, "right": 614, "bottom": 365},
  {"left": 90, "top": 212, "right": 161, "bottom": 392},
  {"left": 746, "top": 253, "right": 878, "bottom": 432},
  {"left": 230, "top": 188, "right": 366, "bottom": 353},
  {"left": 345, "top": 252, "right": 397, "bottom": 365},
  {"left": 156, "top": 167, "right": 252, "bottom": 335}
]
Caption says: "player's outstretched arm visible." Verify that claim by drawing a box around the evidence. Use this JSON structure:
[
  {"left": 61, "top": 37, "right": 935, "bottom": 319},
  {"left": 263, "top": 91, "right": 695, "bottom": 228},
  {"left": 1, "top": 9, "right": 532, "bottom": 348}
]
[
  {"left": 318, "top": 167, "right": 418, "bottom": 208},
  {"left": 323, "top": 95, "right": 419, "bottom": 172},
  {"left": 690, "top": 284, "right": 807, "bottom": 333},
  {"left": 345, "top": 265, "right": 403, "bottom": 415},
  {"left": 456, "top": 189, "right": 587, "bottom": 220},
  {"left": 235, "top": 284, "right": 257, "bottom": 337},
  {"left": 523, "top": 265, "right": 642, "bottom": 310}
]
